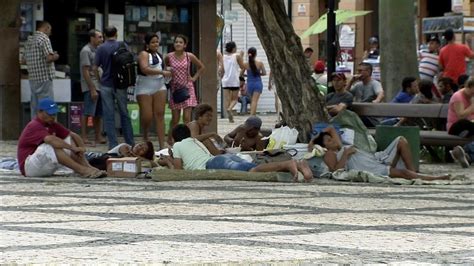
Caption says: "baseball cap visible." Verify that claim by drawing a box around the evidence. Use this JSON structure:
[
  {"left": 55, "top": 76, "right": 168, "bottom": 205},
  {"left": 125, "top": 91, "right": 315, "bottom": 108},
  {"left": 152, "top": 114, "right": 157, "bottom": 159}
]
[
  {"left": 428, "top": 35, "right": 440, "bottom": 44},
  {"left": 38, "top": 98, "right": 59, "bottom": 115},
  {"left": 368, "top": 36, "right": 379, "bottom": 44},
  {"left": 314, "top": 60, "right": 325, "bottom": 73},
  {"left": 331, "top": 72, "right": 346, "bottom": 81},
  {"left": 244, "top": 116, "right": 262, "bottom": 129}
]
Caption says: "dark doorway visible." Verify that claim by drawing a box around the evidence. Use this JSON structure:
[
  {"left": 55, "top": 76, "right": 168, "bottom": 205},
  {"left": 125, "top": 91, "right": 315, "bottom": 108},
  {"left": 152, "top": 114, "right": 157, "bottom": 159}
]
[{"left": 426, "top": 0, "right": 451, "bottom": 17}]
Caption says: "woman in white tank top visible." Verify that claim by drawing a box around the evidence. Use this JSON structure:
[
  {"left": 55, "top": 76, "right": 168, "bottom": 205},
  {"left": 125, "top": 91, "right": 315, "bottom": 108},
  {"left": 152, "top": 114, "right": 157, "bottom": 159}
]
[
  {"left": 136, "top": 33, "right": 172, "bottom": 149},
  {"left": 221, "top": 41, "right": 245, "bottom": 123}
]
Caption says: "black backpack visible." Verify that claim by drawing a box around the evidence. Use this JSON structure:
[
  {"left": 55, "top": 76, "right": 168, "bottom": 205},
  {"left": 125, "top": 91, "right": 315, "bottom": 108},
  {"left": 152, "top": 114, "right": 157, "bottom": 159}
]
[{"left": 112, "top": 42, "right": 136, "bottom": 89}]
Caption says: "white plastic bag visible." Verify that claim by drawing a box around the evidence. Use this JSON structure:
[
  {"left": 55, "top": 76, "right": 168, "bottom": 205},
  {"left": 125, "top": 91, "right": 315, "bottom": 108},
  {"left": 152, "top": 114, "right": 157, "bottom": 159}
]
[
  {"left": 265, "top": 126, "right": 299, "bottom": 150},
  {"left": 340, "top": 128, "right": 355, "bottom": 145}
]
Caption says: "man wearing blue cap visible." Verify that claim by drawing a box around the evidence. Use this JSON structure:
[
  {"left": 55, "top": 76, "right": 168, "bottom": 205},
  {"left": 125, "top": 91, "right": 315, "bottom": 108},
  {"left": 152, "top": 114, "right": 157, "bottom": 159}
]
[
  {"left": 224, "top": 116, "right": 266, "bottom": 151},
  {"left": 17, "top": 98, "right": 106, "bottom": 178}
]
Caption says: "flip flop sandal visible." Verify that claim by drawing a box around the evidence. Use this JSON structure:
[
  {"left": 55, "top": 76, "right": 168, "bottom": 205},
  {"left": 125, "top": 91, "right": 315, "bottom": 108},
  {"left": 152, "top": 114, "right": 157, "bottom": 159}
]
[
  {"left": 82, "top": 170, "right": 107, "bottom": 179},
  {"left": 91, "top": 170, "right": 107, "bottom": 178}
]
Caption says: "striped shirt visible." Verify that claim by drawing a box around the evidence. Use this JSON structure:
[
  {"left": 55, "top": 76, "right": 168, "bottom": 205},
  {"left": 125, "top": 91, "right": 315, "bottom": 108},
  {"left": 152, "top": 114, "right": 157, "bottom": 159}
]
[
  {"left": 25, "top": 31, "right": 55, "bottom": 82},
  {"left": 418, "top": 50, "right": 439, "bottom": 81}
]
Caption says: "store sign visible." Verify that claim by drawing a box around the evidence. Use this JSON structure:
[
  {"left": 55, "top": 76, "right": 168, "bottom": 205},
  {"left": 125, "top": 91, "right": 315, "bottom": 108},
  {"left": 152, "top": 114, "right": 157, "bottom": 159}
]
[
  {"left": 339, "top": 24, "right": 355, "bottom": 48},
  {"left": 464, "top": 17, "right": 474, "bottom": 32},
  {"left": 224, "top": 10, "right": 238, "bottom": 24},
  {"left": 298, "top": 4, "right": 306, "bottom": 16}
]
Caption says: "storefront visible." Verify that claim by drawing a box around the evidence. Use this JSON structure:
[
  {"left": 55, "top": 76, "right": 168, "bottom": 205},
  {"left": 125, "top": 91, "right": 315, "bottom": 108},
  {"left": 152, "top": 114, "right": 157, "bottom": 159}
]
[{"left": 16, "top": 0, "right": 217, "bottom": 134}]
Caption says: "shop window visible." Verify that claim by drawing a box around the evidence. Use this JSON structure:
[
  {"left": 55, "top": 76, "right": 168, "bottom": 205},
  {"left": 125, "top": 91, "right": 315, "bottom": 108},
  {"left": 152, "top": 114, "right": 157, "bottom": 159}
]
[{"left": 124, "top": 3, "right": 193, "bottom": 55}]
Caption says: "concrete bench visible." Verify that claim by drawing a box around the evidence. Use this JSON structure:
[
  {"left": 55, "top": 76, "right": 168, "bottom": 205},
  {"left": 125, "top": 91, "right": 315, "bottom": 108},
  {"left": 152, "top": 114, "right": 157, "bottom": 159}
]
[{"left": 351, "top": 103, "right": 473, "bottom": 147}]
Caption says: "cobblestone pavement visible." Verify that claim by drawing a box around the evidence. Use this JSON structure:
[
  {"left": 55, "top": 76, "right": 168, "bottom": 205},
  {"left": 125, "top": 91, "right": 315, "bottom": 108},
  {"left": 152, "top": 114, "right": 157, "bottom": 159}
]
[{"left": 1, "top": 114, "right": 473, "bottom": 264}]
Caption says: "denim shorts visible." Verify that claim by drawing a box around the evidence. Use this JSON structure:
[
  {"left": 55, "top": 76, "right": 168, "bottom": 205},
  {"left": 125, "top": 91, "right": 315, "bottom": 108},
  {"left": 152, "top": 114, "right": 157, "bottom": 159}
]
[
  {"left": 83, "top": 91, "right": 103, "bottom": 117},
  {"left": 206, "top": 154, "right": 257, "bottom": 172},
  {"left": 135, "top": 76, "right": 166, "bottom": 95}
]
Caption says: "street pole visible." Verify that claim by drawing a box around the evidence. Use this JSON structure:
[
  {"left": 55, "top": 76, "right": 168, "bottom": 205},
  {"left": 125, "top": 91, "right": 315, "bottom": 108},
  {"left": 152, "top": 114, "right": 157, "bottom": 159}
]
[{"left": 327, "top": 0, "right": 336, "bottom": 80}]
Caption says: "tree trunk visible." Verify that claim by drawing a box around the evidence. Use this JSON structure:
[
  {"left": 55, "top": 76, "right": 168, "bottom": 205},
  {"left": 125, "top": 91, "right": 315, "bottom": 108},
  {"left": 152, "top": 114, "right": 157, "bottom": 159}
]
[
  {"left": 0, "top": 0, "right": 21, "bottom": 140},
  {"left": 239, "top": 0, "right": 327, "bottom": 142},
  {"left": 379, "top": 0, "right": 418, "bottom": 101}
]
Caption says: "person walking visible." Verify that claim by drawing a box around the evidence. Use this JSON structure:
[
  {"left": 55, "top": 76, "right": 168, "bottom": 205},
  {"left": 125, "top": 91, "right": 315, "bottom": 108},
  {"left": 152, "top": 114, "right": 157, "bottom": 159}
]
[
  {"left": 165, "top": 34, "right": 205, "bottom": 145},
  {"left": 79, "top": 29, "right": 105, "bottom": 146},
  {"left": 135, "top": 32, "right": 172, "bottom": 149},
  {"left": 93, "top": 26, "right": 134, "bottom": 149},
  {"left": 221, "top": 41, "right": 245, "bottom": 122},
  {"left": 24, "top": 21, "right": 59, "bottom": 119},
  {"left": 241, "top": 47, "right": 266, "bottom": 116}
]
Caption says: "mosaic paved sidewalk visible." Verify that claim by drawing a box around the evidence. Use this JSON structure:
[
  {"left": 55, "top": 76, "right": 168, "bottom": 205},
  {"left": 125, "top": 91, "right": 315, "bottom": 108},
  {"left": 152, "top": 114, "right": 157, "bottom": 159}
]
[
  {"left": 1, "top": 114, "right": 473, "bottom": 264},
  {"left": 1, "top": 174, "right": 473, "bottom": 264}
]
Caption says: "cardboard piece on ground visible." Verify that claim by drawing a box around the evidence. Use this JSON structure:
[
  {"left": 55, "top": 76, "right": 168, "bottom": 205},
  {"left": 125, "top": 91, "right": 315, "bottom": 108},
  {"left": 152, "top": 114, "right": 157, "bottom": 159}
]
[
  {"left": 149, "top": 168, "right": 296, "bottom": 182},
  {"left": 107, "top": 157, "right": 142, "bottom": 178}
]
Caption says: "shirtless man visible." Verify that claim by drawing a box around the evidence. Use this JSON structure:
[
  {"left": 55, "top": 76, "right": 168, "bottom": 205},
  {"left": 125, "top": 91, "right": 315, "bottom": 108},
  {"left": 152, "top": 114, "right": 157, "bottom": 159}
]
[{"left": 224, "top": 116, "right": 266, "bottom": 151}]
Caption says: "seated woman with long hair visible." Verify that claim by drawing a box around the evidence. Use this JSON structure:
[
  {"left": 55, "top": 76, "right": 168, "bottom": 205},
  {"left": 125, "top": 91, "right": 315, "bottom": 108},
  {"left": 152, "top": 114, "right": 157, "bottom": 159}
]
[{"left": 187, "top": 104, "right": 226, "bottom": 155}]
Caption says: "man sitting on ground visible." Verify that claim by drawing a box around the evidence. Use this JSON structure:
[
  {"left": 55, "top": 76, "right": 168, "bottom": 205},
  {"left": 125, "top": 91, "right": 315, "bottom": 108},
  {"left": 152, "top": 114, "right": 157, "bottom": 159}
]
[
  {"left": 171, "top": 124, "right": 312, "bottom": 181},
  {"left": 17, "top": 98, "right": 106, "bottom": 178},
  {"left": 224, "top": 116, "right": 266, "bottom": 151}
]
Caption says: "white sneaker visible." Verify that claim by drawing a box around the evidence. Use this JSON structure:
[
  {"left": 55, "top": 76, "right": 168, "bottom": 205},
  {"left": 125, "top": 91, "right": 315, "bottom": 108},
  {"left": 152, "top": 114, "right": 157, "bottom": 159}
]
[{"left": 450, "top": 146, "right": 469, "bottom": 168}]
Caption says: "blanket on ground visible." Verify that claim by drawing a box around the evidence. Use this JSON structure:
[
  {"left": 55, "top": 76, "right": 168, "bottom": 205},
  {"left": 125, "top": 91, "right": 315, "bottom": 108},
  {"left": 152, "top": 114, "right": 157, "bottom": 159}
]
[{"left": 331, "top": 169, "right": 472, "bottom": 185}]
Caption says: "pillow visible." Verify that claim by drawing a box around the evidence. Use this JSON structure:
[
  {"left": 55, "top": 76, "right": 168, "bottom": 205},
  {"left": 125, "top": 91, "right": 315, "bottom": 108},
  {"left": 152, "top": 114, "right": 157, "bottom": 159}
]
[{"left": 306, "top": 157, "right": 330, "bottom": 178}]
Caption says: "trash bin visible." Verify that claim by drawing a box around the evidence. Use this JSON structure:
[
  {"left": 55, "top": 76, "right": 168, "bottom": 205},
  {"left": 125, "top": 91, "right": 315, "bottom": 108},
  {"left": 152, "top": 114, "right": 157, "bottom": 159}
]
[
  {"left": 127, "top": 103, "right": 140, "bottom": 136},
  {"left": 375, "top": 125, "right": 420, "bottom": 171}
]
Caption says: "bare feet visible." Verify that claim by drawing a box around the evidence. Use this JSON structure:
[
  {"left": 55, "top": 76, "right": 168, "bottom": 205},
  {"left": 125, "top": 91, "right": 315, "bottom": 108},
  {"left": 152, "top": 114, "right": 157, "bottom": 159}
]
[
  {"left": 297, "top": 160, "right": 313, "bottom": 182},
  {"left": 81, "top": 169, "right": 107, "bottom": 178},
  {"left": 227, "top": 110, "right": 234, "bottom": 123},
  {"left": 82, "top": 138, "right": 95, "bottom": 147},
  {"left": 95, "top": 137, "right": 107, "bottom": 145}
]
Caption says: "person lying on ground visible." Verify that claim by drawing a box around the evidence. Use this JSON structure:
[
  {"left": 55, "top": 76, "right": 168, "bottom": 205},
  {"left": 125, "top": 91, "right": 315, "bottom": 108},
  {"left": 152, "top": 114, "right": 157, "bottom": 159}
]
[
  {"left": 17, "top": 98, "right": 106, "bottom": 178},
  {"left": 310, "top": 127, "right": 449, "bottom": 181},
  {"left": 170, "top": 124, "right": 313, "bottom": 182},
  {"left": 224, "top": 116, "right": 266, "bottom": 151},
  {"left": 187, "top": 103, "right": 226, "bottom": 155},
  {"left": 108, "top": 141, "right": 155, "bottom": 161}
]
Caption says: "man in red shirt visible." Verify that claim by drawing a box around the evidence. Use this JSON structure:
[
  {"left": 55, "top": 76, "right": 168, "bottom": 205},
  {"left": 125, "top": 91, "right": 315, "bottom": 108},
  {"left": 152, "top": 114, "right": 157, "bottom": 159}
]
[
  {"left": 17, "top": 98, "right": 106, "bottom": 178},
  {"left": 439, "top": 28, "right": 474, "bottom": 84}
]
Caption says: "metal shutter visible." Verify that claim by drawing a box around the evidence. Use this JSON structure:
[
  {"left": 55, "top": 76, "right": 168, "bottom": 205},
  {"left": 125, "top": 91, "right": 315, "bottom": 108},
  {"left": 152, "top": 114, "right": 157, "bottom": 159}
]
[{"left": 217, "top": 0, "right": 276, "bottom": 113}]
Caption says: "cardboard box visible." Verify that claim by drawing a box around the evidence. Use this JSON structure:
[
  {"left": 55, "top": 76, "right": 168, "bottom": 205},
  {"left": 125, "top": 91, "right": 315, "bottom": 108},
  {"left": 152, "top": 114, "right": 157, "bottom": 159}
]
[{"left": 107, "top": 157, "right": 142, "bottom": 178}]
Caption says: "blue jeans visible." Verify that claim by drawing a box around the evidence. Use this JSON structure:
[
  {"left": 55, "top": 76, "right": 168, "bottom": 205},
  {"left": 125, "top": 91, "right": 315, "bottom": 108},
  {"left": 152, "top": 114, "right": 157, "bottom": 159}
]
[
  {"left": 464, "top": 141, "right": 474, "bottom": 164},
  {"left": 206, "top": 154, "right": 257, "bottom": 171},
  {"left": 29, "top": 80, "right": 53, "bottom": 119},
  {"left": 100, "top": 85, "right": 134, "bottom": 149},
  {"left": 239, "top": 95, "right": 250, "bottom": 114}
]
